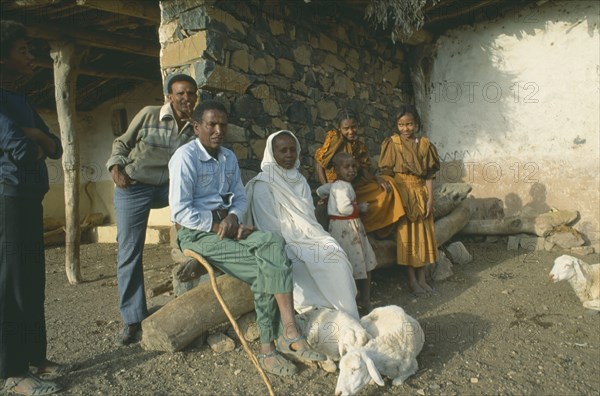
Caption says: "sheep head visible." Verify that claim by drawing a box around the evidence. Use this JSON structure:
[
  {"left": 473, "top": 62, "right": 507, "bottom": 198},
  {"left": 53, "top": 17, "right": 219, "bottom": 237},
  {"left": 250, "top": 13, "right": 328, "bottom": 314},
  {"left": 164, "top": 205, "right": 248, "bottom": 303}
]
[
  {"left": 335, "top": 349, "right": 384, "bottom": 396},
  {"left": 549, "top": 255, "right": 581, "bottom": 283},
  {"left": 338, "top": 328, "right": 370, "bottom": 357}
]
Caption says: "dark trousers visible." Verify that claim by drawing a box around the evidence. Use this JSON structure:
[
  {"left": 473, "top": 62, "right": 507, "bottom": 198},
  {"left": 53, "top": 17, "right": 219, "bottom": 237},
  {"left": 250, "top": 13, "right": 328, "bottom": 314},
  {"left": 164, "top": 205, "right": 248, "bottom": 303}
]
[
  {"left": 0, "top": 194, "right": 47, "bottom": 378},
  {"left": 114, "top": 183, "right": 169, "bottom": 325}
]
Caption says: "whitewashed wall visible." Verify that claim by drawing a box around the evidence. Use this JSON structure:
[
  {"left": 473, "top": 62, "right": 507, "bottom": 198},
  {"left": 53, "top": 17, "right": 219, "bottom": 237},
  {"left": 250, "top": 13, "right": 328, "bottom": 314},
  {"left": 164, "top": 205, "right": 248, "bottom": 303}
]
[
  {"left": 423, "top": 1, "right": 599, "bottom": 245},
  {"left": 41, "top": 82, "right": 173, "bottom": 226}
]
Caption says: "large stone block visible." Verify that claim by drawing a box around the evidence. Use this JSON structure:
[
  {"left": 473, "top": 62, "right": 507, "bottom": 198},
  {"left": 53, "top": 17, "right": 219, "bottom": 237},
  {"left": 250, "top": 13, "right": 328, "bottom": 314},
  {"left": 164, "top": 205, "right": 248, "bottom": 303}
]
[
  {"left": 207, "top": 8, "right": 246, "bottom": 35},
  {"left": 231, "top": 49, "right": 250, "bottom": 72},
  {"left": 263, "top": 99, "right": 280, "bottom": 116},
  {"left": 383, "top": 68, "right": 403, "bottom": 87},
  {"left": 316, "top": 100, "right": 338, "bottom": 120},
  {"left": 324, "top": 54, "right": 345, "bottom": 71},
  {"left": 158, "top": 20, "right": 178, "bottom": 46},
  {"left": 286, "top": 101, "right": 310, "bottom": 124},
  {"left": 251, "top": 56, "right": 276, "bottom": 75},
  {"left": 269, "top": 18, "right": 285, "bottom": 35},
  {"left": 225, "top": 124, "right": 247, "bottom": 143},
  {"left": 250, "top": 84, "right": 271, "bottom": 100},
  {"left": 320, "top": 33, "right": 338, "bottom": 53},
  {"left": 332, "top": 73, "right": 355, "bottom": 97},
  {"left": 233, "top": 94, "right": 263, "bottom": 118},
  {"left": 265, "top": 75, "right": 291, "bottom": 91},
  {"left": 250, "top": 139, "right": 267, "bottom": 158},
  {"left": 293, "top": 45, "right": 312, "bottom": 65},
  {"left": 161, "top": 32, "right": 207, "bottom": 68},
  {"left": 277, "top": 58, "right": 296, "bottom": 79},
  {"left": 178, "top": 6, "right": 208, "bottom": 30},
  {"left": 160, "top": 0, "right": 200, "bottom": 22},
  {"left": 193, "top": 61, "right": 252, "bottom": 95},
  {"left": 292, "top": 81, "right": 309, "bottom": 95},
  {"left": 318, "top": 75, "right": 332, "bottom": 91}
]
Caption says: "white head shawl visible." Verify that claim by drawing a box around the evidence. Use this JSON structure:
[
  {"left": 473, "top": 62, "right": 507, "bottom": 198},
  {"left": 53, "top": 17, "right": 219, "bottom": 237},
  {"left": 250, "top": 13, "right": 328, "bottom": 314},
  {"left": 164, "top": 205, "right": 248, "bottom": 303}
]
[{"left": 244, "top": 130, "right": 330, "bottom": 240}]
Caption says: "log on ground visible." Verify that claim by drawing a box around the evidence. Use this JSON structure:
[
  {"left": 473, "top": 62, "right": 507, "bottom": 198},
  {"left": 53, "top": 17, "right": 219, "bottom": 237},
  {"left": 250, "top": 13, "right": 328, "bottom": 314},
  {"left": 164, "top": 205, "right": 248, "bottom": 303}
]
[
  {"left": 459, "top": 210, "right": 578, "bottom": 237},
  {"left": 141, "top": 274, "right": 254, "bottom": 352},
  {"left": 371, "top": 203, "right": 471, "bottom": 269},
  {"left": 433, "top": 183, "right": 472, "bottom": 219}
]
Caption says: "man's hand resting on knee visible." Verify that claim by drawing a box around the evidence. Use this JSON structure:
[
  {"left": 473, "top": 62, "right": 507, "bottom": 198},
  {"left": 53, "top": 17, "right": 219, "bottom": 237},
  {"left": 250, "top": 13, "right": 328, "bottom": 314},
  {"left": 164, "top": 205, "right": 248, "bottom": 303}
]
[
  {"left": 214, "top": 213, "right": 240, "bottom": 240},
  {"left": 235, "top": 224, "right": 255, "bottom": 240}
]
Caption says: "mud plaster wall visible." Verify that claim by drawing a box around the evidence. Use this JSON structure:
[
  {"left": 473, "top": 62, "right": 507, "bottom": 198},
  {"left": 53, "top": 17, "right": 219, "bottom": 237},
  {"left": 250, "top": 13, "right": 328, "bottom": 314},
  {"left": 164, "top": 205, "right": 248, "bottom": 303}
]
[
  {"left": 40, "top": 83, "right": 169, "bottom": 225},
  {"left": 420, "top": 0, "right": 599, "bottom": 245}
]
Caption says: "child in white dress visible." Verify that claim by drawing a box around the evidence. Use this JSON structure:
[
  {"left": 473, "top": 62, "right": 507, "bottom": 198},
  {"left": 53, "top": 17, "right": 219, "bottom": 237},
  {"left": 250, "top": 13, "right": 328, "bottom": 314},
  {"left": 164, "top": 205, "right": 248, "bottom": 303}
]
[{"left": 318, "top": 152, "right": 377, "bottom": 312}]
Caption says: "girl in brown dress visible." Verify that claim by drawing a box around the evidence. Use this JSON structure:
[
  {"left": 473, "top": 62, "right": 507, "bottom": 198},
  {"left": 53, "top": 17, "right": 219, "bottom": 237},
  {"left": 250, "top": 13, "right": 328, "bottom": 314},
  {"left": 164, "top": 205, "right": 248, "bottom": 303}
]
[{"left": 378, "top": 105, "right": 440, "bottom": 296}]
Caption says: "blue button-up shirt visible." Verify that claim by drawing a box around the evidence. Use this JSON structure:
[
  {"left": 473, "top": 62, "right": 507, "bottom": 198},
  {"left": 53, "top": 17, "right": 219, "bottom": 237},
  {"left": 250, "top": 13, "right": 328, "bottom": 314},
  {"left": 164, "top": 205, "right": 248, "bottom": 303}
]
[
  {"left": 0, "top": 89, "right": 63, "bottom": 197},
  {"left": 169, "top": 139, "right": 246, "bottom": 231}
]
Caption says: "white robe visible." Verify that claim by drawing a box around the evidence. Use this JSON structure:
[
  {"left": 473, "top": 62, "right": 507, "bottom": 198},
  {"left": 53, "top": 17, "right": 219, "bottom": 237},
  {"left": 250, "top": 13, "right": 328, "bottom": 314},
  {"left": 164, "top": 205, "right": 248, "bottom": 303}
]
[{"left": 244, "top": 130, "right": 359, "bottom": 319}]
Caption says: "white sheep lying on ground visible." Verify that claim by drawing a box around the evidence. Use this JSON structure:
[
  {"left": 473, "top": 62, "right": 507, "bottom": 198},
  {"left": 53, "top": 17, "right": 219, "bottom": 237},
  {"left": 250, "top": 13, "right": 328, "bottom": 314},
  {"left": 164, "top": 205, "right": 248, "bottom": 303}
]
[
  {"left": 335, "top": 306, "right": 424, "bottom": 396},
  {"left": 549, "top": 254, "right": 600, "bottom": 311},
  {"left": 295, "top": 307, "right": 370, "bottom": 372}
]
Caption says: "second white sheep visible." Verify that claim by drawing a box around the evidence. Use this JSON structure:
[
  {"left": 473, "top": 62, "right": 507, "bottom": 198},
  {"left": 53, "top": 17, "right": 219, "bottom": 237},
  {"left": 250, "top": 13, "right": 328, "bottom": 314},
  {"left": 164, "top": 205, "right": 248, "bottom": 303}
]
[{"left": 335, "top": 305, "right": 425, "bottom": 395}]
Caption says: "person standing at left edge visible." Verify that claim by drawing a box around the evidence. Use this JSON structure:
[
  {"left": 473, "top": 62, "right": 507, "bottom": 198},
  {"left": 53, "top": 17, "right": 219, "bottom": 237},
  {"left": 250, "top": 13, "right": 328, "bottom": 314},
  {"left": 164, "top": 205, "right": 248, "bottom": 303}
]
[
  {"left": 106, "top": 74, "right": 198, "bottom": 345},
  {"left": 1, "top": 20, "right": 74, "bottom": 395}
]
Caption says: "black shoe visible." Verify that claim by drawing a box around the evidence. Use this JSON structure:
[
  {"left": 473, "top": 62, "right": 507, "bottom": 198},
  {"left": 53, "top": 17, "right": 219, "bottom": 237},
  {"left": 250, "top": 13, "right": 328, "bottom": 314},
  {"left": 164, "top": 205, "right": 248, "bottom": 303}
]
[{"left": 119, "top": 323, "right": 141, "bottom": 345}]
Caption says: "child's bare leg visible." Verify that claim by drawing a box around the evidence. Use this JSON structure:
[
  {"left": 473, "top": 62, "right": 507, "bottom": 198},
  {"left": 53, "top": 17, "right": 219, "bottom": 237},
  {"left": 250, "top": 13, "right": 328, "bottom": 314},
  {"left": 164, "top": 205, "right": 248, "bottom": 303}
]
[
  {"left": 356, "top": 272, "right": 372, "bottom": 312},
  {"left": 407, "top": 266, "right": 426, "bottom": 295},
  {"left": 417, "top": 267, "right": 434, "bottom": 292}
]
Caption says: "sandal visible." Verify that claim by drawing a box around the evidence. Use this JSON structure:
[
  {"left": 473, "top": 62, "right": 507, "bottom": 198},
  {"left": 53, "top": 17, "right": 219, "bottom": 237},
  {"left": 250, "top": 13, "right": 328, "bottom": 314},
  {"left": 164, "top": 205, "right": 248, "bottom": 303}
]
[
  {"left": 174, "top": 259, "right": 207, "bottom": 282},
  {"left": 31, "top": 362, "right": 76, "bottom": 380},
  {"left": 257, "top": 350, "right": 297, "bottom": 377},
  {"left": 3, "top": 373, "right": 62, "bottom": 395},
  {"left": 276, "top": 334, "right": 327, "bottom": 362}
]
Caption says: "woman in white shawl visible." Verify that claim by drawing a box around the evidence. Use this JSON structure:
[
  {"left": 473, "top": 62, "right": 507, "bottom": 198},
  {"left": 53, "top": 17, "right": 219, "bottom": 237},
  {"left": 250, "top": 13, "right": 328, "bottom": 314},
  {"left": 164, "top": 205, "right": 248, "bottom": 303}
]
[{"left": 244, "top": 130, "right": 359, "bottom": 319}]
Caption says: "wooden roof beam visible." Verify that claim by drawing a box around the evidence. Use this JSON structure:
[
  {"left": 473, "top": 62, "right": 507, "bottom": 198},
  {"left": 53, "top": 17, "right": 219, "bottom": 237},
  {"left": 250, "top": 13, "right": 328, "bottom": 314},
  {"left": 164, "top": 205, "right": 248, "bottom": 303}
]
[
  {"left": 27, "top": 22, "right": 159, "bottom": 57},
  {"left": 32, "top": 58, "right": 158, "bottom": 82},
  {"left": 76, "top": 0, "right": 160, "bottom": 22}
]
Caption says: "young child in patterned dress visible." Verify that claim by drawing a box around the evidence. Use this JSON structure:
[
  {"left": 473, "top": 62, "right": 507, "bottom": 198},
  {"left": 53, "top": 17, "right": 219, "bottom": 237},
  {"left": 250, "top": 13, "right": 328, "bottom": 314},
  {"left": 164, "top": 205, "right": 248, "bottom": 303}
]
[{"left": 318, "top": 152, "right": 378, "bottom": 313}]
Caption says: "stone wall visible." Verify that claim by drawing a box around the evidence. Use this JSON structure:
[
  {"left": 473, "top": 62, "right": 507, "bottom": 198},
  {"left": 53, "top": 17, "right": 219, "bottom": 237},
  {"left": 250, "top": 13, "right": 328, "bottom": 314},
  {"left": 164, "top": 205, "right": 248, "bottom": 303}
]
[{"left": 159, "top": 0, "right": 411, "bottom": 182}]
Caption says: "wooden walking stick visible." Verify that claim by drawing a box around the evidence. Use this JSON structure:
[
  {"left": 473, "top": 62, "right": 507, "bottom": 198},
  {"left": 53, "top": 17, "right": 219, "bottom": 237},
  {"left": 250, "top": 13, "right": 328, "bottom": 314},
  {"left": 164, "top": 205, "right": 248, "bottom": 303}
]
[{"left": 183, "top": 249, "right": 276, "bottom": 396}]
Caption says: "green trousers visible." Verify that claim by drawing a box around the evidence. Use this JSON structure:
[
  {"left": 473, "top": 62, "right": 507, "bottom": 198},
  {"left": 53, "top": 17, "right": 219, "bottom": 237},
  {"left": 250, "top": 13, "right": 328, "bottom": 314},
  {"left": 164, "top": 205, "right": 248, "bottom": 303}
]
[{"left": 177, "top": 227, "right": 293, "bottom": 343}]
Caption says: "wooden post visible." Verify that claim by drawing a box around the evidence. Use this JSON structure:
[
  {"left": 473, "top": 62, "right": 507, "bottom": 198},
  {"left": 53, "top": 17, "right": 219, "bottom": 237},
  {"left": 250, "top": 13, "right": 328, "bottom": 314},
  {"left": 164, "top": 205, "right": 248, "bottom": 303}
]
[{"left": 50, "top": 41, "right": 83, "bottom": 284}]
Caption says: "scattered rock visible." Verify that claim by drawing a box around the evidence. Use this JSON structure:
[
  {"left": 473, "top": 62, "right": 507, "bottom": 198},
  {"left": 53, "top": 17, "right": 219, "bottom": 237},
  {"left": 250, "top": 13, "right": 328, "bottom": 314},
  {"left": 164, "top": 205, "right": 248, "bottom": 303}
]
[
  {"left": 446, "top": 242, "right": 473, "bottom": 264},
  {"left": 207, "top": 333, "right": 235, "bottom": 353},
  {"left": 570, "top": 246, "right": 594, "bottom": 256},
  {"left": 546, "top": 231, "right": 584, "bottom": 249},
  {"left": 519, "top": 236, "right": 545, "bottom": 252},
  {"left": 227, "top": 312, "right": 259, "bottom": 342},
  {"left": 319, "top": 360, "right": 337, "bottom": 373},
  {"left": 507, "top": 235, "right": 520, "bottom": 251},
  {"left": 431, "top": 250, "right": 454, "bottom": 281},
  {"left": 170, "top": 248, "right": 188, "bottom": 264},
  {"left": 544, "top": 240, "right": 555, "bottom": 251},
  {"left": 470, "top": 377, "right": 479, "bottom": 384}
]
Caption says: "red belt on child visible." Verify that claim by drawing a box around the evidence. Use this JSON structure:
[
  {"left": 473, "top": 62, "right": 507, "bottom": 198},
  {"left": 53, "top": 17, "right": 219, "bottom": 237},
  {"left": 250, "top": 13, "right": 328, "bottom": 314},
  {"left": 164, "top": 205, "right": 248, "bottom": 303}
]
[{"left": 329, "top": 202, "right": 359, "bottom": 220}]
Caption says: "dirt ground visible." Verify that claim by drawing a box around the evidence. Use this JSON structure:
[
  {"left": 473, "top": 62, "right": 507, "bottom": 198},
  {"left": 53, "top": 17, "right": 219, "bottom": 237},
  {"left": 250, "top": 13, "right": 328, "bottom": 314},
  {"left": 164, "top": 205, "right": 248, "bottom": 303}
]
[{"left": 6, "top": 239, "right": 600, "bottom": 396}]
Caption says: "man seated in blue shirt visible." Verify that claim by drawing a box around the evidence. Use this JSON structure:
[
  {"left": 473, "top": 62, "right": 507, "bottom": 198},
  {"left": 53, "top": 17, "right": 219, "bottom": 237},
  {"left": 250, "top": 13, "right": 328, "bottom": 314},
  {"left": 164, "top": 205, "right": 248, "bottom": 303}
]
[{"left": 168, "top": 100, "right": 325, "bottom": 377}]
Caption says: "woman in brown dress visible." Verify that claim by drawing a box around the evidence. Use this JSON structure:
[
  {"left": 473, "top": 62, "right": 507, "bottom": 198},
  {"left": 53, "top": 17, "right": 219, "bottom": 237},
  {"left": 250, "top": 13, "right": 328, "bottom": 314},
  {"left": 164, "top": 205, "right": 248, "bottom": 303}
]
[{"left": 378, "top": 105, "right": 440, "bottom": 296}]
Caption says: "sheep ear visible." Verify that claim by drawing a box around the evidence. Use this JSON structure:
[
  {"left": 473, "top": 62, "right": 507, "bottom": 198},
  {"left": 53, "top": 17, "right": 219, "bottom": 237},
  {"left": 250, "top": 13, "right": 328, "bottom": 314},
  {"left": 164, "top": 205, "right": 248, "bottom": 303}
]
[
  {"left": 573, "top": 258, "right": 585, "bottom": 280},
  {"left": 362, "top": 352, "right": 384, "bottom": 386},
  {"left": 338, "top": 341, "right": 346, "bottom": 357},
  {"left": 339, "top": 331, "right": 354, "bottom": 357}
]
